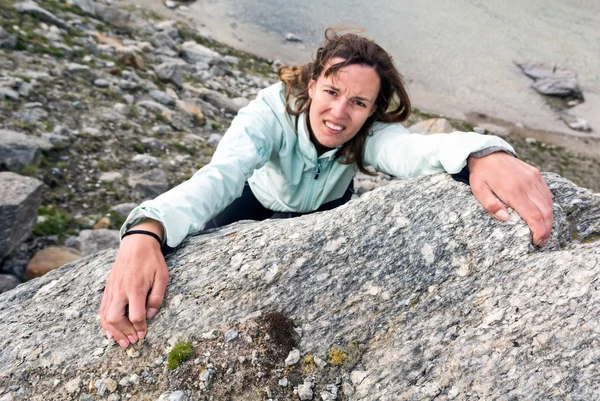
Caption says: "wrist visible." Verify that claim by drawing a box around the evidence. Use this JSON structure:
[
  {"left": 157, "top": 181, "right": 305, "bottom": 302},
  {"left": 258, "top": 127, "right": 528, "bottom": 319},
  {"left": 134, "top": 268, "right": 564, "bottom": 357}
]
[{"left": 129, "top": 219, "right": 164, "bottom": 240}]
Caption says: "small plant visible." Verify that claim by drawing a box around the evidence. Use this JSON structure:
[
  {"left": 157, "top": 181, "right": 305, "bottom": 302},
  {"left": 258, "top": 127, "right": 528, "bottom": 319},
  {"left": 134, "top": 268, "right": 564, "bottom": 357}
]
[
  {"left": 33, "top": 206, "right": 73, "bottom": 236},
  {"left": 172, "top": 142, "right": 195, "bottom": 156},
  {"left": 16, "top": 163, "right": 38, "bottom": 177},
  {"left": 132, "top": 143, "right": 145, "bottom": 154},
  {"left": 211, "top": 121, "right": 222, "bottom": 131},
  {"left": 167, "top": 341, "right": 195, "bottom": 370}
]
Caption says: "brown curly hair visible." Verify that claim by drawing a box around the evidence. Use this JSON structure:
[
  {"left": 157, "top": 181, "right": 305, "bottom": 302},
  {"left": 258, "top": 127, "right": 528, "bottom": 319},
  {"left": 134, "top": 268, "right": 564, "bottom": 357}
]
[{"left": 278, "top": 27, "right": 411, "bottom": 174}]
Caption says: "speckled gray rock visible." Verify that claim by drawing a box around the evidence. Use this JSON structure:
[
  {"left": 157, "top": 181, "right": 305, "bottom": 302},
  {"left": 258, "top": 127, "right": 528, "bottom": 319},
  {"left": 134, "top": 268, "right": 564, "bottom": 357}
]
[
  {"left": 0, "top": 274, "right": 21, "bottom": 295},
  {"left": 0, "top": 129, "right": 51, "bottom": 170},
  {"left": 13, "top": 1, "right": 69, "bottom": 30},
  {"left": 180, "top": 41, "right": 222, "bottom": 65},
  {"left": 127, "top": 168, "right": 170, "bottom": 200},
  {"left": 74, "top": 229, "right": 120, "bottom": 256},
  {"left": 0, "top": 174, "right": 599, "bottom": 400},
  {"left": 0, "top": 172, "right": 43, "bottom": 261},
  {"left": 154, "top": 61, "right": 183, "bottom": 88}
]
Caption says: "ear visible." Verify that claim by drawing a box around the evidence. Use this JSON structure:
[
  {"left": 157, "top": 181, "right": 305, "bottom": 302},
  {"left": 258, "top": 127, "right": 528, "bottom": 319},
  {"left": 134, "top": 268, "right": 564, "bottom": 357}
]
[{"left": 308, "top": 79, "right": 316, "bottom": 99}]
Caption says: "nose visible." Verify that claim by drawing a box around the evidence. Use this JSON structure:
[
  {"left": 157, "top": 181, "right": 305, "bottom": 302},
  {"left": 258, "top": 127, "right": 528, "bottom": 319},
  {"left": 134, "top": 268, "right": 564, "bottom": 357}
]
[{"left": 331, "top": 98, "right": 349, "bottom": 119}]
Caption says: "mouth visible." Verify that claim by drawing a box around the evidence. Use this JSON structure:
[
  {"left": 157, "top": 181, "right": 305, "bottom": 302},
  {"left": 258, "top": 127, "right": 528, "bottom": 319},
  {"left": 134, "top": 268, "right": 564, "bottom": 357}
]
[{"left": 324, "top": 120, "right": 345, "bottom": 132}]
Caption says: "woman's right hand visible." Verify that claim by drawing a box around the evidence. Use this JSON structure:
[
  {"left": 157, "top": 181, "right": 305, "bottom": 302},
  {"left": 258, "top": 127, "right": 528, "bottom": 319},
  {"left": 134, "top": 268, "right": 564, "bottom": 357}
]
[{"left": 100, "top": 220, "right": 169, "bottom": 348}]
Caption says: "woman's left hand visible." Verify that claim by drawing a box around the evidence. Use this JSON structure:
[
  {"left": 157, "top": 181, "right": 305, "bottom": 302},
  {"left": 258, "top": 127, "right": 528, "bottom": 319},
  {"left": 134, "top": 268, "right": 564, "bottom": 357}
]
[{"left": 467, "top": 152, "right": 554, "bottom": 246}]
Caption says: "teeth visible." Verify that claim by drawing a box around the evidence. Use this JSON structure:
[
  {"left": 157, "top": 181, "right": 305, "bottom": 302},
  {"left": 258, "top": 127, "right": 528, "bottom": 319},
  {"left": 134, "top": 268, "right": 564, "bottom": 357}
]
[{"left": 325, "top": 121, "right": 343, "bottom": 131}]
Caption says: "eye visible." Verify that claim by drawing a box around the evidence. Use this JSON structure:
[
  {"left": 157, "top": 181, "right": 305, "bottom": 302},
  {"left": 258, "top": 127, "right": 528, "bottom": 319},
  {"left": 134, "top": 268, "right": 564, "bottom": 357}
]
[
  {"left": 353, "top": 100, "right": 367, "bottom": 108},
  {"left": 325, "top": 89, "right": 337, "bottom": 96}
]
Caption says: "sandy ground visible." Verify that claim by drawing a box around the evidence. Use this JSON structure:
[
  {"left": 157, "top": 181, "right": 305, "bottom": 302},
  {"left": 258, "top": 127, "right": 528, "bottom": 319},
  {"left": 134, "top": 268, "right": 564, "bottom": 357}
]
[{"left": 120, "top": 0, "right": 600, "bottom": 157}]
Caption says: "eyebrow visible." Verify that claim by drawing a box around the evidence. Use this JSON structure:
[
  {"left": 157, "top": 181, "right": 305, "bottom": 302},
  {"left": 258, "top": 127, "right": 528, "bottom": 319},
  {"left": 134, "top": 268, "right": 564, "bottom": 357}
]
[{"left": 323, "top": 84, "right": 374, "bottom": 103}]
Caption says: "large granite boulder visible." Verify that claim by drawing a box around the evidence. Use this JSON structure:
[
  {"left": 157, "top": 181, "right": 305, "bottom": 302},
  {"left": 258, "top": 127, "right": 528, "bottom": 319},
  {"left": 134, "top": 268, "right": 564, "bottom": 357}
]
[
  {"left": 0, "top": 172, "right": 43, "bottom": 261},
  {"left": 0, "top": 173, "right": 599, "bottom": 400}
]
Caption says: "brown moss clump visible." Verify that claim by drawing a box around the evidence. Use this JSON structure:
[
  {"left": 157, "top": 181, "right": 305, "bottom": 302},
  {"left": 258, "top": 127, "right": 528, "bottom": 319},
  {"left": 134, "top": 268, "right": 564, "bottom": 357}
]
[{"left": 262, "top": 312, "right": 299, "bottom": 357}]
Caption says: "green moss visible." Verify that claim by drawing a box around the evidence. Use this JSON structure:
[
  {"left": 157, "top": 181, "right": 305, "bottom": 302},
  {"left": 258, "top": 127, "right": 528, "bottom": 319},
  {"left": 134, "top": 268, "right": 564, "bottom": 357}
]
[
  {"left": 132, "top": 143, "right": 145, "bottom": 154},
  {"left": 172, "top": 142, "right": 196, "bottom": 156},
  {"left": 211, "top": 121, "right": 222, "bottom": 131},
  {"left": 167, "top": 341, "right": 194, "bottom": 370},
  {"left": 33, "top": 207, "right": 73, "bottom": 236},
  {"left": 16, "top": 163, "right": 38, "bottom": 177}
]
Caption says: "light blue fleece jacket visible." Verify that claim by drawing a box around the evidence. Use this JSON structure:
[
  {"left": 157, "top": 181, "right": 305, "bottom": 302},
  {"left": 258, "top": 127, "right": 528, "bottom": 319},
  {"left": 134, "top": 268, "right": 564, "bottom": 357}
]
[{"left": 121, "top": 82, "right": 515, "bottom": 248}]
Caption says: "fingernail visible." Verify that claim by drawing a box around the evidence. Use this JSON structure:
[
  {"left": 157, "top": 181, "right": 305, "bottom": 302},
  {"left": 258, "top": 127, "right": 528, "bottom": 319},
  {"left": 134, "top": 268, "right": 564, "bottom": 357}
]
[
  {"left": 118, "top": 339, "right": 129, "bottom": 348},
  {"left": 137, "top": 331, "right": 145, "bottom": 340},
  {"left": 495, "top": 210, "right": 510, "bottom": 221},
  {"left": 105, "top": 330, "right": 113, "bottom": 339},
  {"left": 147, "top": 308, "right": 158, "bottom": 319},
  {"left": 128, "top": 335, "right": 137, "bottom": 344}
]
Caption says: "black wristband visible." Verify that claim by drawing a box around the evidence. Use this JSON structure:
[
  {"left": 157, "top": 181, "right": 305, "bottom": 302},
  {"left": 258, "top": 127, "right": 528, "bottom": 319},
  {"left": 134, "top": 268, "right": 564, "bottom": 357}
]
[{"left": 121, "top": 230, "right": 163, "bottom": 247}]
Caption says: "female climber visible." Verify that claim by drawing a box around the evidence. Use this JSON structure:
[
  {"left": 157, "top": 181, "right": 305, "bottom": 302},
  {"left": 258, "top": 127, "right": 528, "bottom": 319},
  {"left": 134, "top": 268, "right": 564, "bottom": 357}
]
[{"left": 100, "top": 28, "right": 554, "bottom": 348}]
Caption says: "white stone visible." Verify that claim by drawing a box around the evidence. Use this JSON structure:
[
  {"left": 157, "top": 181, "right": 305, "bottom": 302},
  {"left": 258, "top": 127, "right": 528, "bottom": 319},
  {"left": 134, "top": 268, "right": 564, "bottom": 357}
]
[{"left": 285, "top": 348, "right": 301, "bottom": 366}]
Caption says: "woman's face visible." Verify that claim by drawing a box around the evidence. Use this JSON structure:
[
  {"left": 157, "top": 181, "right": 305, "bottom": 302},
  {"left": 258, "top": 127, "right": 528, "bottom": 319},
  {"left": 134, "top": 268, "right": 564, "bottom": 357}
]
[{"left": 307, "top": 58, "right": 380, "bottom": 151}]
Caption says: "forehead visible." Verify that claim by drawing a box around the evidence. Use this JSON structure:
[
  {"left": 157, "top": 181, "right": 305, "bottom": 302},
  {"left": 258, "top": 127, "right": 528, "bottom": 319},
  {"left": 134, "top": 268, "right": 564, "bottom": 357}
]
[{"left": 318, "top": 57, "right": 380, "bottom": 100}]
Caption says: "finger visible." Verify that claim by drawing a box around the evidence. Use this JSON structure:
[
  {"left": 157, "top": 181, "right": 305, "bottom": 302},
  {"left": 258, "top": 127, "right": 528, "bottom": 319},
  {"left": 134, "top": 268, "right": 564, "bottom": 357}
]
[
  {"left": 511, "top": 191, "right": 548, "bottom": 246},
  {"left": 146, "top": 268, "right": 169, "bottom": 319},
  {"left": 105, "top": 296, "right": 134, "bottom": 348},
  {"left": 528, "top": 183, "right": 554, "bottom": 244},
  {"left": 128, "top": 290, "right": 148, "bottom": 341},
  {"left": 470, "top": 180, "right": 510, "bottom": 221}
]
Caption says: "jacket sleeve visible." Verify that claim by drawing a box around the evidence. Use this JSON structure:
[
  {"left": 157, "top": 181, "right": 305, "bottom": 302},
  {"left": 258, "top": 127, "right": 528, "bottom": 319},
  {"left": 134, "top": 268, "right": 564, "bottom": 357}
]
[
  {"left": 363, "top": 123, "right": 516, "bottom": 178},
  {"left": 120, "top": 92, "right": 283, "bottom": 248}
]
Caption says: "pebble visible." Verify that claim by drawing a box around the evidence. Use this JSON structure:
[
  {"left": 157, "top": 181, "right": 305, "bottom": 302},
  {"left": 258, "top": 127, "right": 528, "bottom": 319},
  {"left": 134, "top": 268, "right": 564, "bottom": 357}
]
[
  {"left": 0, "top": 87, "right": 19, "bottom": 101},
  {"left": 285, "top": 348, "right": 301, "bottom": 366},
  {"left": 278, "top": 378, "right": 289, "bottom": 387},
  {"left": 64, "top": 377, "right": 82, "bottom": 394},
  {"left": 107, "top": 394, "right": 120, "bottom": 401},
  {"left": 0, "top": 394, "right": 14, "bottom": 401},
  {"left": 320, "top": 391, "right": 336, "bottom": 401},
  {"left": 126, "top": 347, "right": 140, "bottom": 358},
  {"left": 342, "top": 382, "right": 354, "bottom": 396},
  {"left": 129, "top": 373, "right": 140, "bottom": 385},
  {"left": 104, "top": 378, "right": 118, "bottom": 393},
  {"left": 67, "top": 63, "right": 91, "bottom": 74},
  {"left": 165, "top": 0, "right": 177, "bottom": 8},
  {"left": 284, "top": 32, "right": 302, "bottom": 42},
  {"left": 119, "top": 376, "right": 130, "bottom": 387},
  {"left": 132, "top": 154, "right": 159, "bottom": 167},
  {"left": 297, "top": 383, "right": 313, "bottom": 400},
  {"left": 201, "top": 329, "right": 220, "bottom": 340},
  {"left": 94, "top": 79, "right": 110, "bottom": 88},
  {"left": 95, "top": 379, "right": 107, "bottom": 396},
  {"left": 473, "top": 126, "right": 486, "bottom": 134},
  {"left": 314, "top": 355, "right": 327, "bottom": 367},
  {"left": 208, "top": 133, "right": 223, "bottom": 145},
  {"left": 199, "top": 369, "right": 216, "bottom": 389},
  {"left": 152, "top": 357, "right": 164, "bottom": 368},
  {"left": 224, "top": 328, "right": 239, "bottom": 342}
]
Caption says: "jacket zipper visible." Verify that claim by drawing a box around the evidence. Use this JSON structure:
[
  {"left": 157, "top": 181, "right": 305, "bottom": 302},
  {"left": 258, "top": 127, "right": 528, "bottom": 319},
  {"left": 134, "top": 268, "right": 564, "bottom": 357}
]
[{"left": 314, "top": 160, "right": 321, "bottom": 180}]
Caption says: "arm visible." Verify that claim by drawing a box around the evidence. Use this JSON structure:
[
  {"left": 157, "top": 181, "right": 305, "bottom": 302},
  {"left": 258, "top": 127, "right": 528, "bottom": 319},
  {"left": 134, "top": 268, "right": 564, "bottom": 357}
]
[
  {"left": 364, "top": 124, "right": 553, "bottom": 246},
  {"left": 101, "top": 87, "right": 284, "bottom": 347}
]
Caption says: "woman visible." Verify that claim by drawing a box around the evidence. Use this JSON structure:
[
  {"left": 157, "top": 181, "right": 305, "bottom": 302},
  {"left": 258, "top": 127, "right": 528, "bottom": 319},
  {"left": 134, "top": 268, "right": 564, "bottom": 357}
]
[{"left": 100, "top": 29, "right": 553, "bottom": 349}]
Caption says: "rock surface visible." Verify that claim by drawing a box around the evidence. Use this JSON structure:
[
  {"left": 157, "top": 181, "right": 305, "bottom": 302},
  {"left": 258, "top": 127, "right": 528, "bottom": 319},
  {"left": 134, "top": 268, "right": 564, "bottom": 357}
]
[
  {"left": 0, "top": 173, "right": 599, "bottom": 400},
  {"left": 0, "top": 172, "right": 43, "bottom": 261}
]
